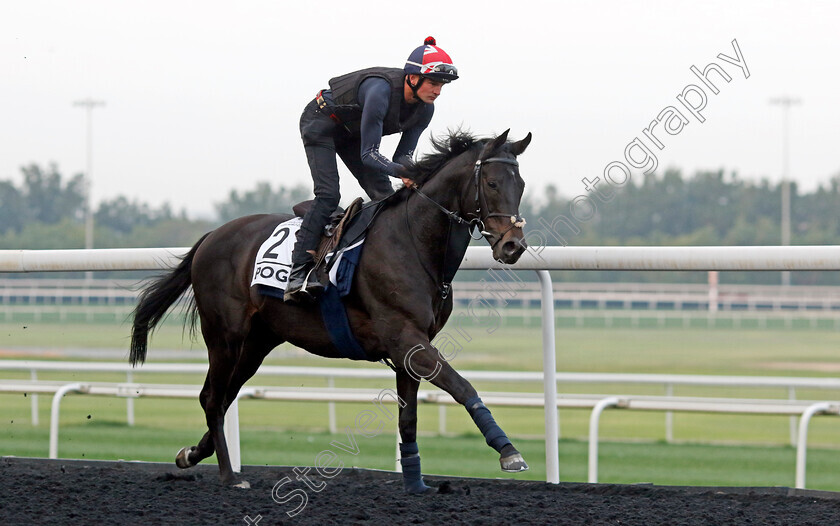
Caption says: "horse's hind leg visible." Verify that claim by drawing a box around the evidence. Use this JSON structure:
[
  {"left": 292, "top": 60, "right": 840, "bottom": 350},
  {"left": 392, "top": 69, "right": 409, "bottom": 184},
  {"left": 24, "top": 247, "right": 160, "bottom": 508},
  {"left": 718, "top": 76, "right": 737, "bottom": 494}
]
[
  {"left": 176, "top": 375, "right": 215, "bottom": 468},
  {"left": 212, "top": 318, "right": 279, "bottom": 481},
  {"left": 199, "top": 336, "right": 241, "bottom": 485},
  {"left": 177, "top": 318, "right": 279, "bottom": 485}
]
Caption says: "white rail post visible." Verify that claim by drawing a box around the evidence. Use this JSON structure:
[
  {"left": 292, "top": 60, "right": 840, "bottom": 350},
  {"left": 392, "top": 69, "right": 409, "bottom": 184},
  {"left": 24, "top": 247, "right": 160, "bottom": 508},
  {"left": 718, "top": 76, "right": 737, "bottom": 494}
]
[
  {"left": 327, "top": 376, "right": 336, "bottom": 434},
  {"left": 49, "top": 383, "right": 86, "bottom": 458},
  {"left": 537, "top": 270, "right": 559, "bottom": 484},
  {"left": 395, "top": 423, "right": 401, "bottom": 473},
  {"left": 708, "top": 271, "right": 719, "bottom": 313},
  {"left": 788, "top": 386, "right": 797, "bottom": 446},
  {"left": 588, "top": 397, "right": 621, "bottom": 483},
  {"left": 665, "top": 383, "right": 673, "bottom": 443},
  {"left": 224, "top": 388, "right": 255, "bottom": 473},
  {"left": 30, "top": 369, "right": 39, "bottom": 426},
  {"left": 126, "top": 370, "right": 135, "bottom": 426},
  {"left": 795, "top": 402, "right": 832, "bottom": 489}
]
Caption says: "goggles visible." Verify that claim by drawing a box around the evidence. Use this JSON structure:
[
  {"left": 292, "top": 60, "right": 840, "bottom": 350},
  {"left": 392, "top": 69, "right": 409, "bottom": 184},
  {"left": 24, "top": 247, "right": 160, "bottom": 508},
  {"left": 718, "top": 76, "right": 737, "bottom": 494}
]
[{"left": 423, "top": 63, "right": 458, "bottom": 76}]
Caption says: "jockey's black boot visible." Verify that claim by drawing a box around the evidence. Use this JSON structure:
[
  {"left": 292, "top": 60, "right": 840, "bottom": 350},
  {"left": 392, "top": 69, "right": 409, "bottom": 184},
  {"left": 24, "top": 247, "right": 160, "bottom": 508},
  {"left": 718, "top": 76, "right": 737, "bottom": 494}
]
[{"left": 284, "top": 259, "right": 324, "bottom": 303}]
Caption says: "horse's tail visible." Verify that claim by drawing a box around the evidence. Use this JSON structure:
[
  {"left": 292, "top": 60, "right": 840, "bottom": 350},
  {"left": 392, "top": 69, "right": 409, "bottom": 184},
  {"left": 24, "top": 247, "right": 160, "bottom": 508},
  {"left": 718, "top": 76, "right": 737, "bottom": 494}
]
[{"left": 129, "top": 232, "right": 211, "bottom": 366}]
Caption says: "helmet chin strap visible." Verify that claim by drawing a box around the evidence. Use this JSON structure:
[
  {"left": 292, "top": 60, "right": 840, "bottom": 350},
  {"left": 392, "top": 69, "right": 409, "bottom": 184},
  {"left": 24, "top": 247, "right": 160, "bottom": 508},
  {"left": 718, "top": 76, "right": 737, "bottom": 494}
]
[{"left": 406, "top": 75, "right": 425, "bottom": 102}]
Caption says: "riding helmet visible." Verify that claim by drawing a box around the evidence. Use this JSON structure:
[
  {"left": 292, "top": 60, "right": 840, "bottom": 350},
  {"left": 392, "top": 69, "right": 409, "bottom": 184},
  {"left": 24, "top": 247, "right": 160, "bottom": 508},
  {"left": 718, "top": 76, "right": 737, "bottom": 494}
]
[{"left": 404, "top": 36, "right": 459, "bottom": 83}]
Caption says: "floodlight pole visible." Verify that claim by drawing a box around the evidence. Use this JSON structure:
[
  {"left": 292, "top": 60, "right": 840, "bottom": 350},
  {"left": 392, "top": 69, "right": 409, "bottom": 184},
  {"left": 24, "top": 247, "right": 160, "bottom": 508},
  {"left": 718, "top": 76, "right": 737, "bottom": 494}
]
[
  {"left": 769, "top": 96, "right": 800, "bottom": 287},
  {"left": 73, "top": 98, "right": 105, "bottom": 279},
  {"left": 73, "top": 98, "right": 106, "bottom": 251}
]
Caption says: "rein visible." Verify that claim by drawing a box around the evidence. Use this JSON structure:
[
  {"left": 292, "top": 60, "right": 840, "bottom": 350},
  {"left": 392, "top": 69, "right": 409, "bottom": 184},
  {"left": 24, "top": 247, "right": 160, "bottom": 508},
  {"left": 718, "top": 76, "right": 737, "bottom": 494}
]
[{"left": 405, "top": 155, "right": 527, "bottom": 299}]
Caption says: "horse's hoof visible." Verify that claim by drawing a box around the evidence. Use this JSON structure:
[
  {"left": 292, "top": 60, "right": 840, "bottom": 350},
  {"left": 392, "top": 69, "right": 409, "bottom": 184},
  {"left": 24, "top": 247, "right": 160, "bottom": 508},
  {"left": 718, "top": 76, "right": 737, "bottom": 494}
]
[
  {"left": 404, "top": 482, "right": 432, "bottom": 495},
  {"left": 233, "top": 480, "right": 251, "bottom": 489},
  {"left": 175, "top": 446, "right": 196, "bottom": 469},
  {"left": 405, "top": 484, "right": 434, "bottom": 495},
  {"left": 500, "top": 452, "right": 529, "bottom": 472}
]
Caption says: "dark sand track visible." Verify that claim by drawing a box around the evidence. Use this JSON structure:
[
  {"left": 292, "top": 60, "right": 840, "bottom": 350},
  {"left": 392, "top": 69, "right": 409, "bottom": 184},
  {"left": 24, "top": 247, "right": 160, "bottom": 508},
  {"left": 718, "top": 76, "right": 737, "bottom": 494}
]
[{"left": 2, "top": 457, "right": 839, "bottom": 525}]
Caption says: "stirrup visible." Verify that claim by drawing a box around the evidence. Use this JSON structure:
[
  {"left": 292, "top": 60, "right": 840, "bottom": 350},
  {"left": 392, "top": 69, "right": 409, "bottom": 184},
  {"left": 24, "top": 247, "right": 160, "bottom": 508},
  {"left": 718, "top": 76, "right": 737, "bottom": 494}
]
[{"left": 284, "top": 264, "right": 324, "bottom": 303}]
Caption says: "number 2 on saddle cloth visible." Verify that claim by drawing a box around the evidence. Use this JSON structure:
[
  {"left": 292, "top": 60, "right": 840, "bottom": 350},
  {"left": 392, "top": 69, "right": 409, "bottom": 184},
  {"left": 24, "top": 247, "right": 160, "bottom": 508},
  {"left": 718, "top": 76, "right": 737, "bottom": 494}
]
[{"left": 250, "top": 196, "right": 385, "bottom": 360}]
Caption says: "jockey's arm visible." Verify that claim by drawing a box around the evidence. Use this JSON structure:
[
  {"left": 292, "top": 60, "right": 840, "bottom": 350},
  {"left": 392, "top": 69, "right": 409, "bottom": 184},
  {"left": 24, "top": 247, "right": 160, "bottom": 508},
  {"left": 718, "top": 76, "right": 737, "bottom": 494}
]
[
  {"left": 392, "top": 104, "right": 433, "bottom": 168},
  {"left": 357, "top": 78, "right": 432, "bottom": 179}
]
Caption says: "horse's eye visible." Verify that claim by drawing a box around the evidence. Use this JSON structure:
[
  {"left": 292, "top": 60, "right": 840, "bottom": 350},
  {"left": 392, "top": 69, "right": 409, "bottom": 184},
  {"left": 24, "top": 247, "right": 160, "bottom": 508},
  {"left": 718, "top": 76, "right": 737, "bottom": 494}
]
[{"left": 488, "top": 181, "right": 498, "bottom": 189}]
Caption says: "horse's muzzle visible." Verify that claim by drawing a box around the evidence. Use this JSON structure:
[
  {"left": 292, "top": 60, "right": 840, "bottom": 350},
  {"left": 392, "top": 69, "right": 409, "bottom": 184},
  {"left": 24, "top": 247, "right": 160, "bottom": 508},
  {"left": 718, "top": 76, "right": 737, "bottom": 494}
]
[{"left": 494, "top": 235, "right": 527, "bottom": 264}]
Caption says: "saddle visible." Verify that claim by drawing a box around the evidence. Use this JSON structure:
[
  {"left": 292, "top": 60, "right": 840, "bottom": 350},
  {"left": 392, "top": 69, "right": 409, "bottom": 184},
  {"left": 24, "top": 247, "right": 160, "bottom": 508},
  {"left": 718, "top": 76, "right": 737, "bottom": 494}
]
[{"left": 292, "top": 197, "right": 366, "bottom": 272}]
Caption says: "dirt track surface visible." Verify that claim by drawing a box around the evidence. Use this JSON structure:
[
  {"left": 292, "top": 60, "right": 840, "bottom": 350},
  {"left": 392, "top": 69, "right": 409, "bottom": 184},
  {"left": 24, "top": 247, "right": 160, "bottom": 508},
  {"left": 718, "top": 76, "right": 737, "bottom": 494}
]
[{"left": 3, "top": 457, "right": 840, "bottom": 525}]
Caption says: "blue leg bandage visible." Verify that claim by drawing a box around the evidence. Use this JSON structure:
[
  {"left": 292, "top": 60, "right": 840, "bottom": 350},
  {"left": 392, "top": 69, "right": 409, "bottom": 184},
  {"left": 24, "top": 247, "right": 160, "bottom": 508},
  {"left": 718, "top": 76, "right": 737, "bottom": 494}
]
[
  {"left": 465, "top": 396, "right": 511, "bottom": 452},
  {"left": 399, "top": 442, "right": 430, "bottom": 494}
]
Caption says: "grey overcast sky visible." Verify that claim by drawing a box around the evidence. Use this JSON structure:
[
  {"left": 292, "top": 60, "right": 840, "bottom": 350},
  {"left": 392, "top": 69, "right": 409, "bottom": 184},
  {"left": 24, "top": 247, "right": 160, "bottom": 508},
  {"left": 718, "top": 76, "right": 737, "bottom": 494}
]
[{"left": 1, "top": 0, "right": 837, "bottom": 218}]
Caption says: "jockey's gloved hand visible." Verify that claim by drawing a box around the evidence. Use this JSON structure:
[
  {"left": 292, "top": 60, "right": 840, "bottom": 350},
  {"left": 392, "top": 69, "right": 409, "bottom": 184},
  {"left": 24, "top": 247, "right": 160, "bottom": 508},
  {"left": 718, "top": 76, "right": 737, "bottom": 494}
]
[{"left": 393, "top": 162, "right": 416, "bottom": 189}]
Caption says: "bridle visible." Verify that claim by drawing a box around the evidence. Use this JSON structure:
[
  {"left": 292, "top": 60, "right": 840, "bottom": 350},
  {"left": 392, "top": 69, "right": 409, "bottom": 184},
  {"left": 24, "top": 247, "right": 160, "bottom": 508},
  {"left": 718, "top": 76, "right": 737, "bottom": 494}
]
[
  {"left": 410, "top": 155, "right": 527, "bottom": 249},
  {"left": 467, "top": 156, "right": 527, "bottom": 247},
  {"left": 405, "top": 154, "right": 527, "bottom": 300}
]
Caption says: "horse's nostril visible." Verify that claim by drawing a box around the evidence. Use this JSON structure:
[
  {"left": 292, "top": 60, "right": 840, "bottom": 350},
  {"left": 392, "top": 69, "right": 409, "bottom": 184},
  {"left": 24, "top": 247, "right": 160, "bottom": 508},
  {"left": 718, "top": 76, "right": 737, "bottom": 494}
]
[{"left": 503, "top": 241, "right": 523, "bottom": 258}]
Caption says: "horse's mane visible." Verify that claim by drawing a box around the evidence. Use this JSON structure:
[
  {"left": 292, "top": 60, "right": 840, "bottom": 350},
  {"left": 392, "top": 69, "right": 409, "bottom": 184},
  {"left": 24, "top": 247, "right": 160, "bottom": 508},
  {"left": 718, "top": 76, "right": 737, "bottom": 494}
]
[{"left": 404, "top": 130, "right": 486, "bottom": 187}]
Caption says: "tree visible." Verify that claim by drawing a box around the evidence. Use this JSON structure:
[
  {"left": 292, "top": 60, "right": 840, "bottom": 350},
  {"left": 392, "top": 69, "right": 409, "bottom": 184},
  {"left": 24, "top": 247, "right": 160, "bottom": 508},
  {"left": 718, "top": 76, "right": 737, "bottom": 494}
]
[
  {"left": 215, "top": 183, "right": 312, "bottom": 222},
  {"left": 20, "top": 163, "right": 86, "bottom": 224},
  {"left": 0, "top": 181, "right": 27, "bottom": 234},
  {"left": 95, "top": 196, "right": 175, "bottom": 234},
  {"left": 0, "top": 219, "right": 84, "bottom": 249}
]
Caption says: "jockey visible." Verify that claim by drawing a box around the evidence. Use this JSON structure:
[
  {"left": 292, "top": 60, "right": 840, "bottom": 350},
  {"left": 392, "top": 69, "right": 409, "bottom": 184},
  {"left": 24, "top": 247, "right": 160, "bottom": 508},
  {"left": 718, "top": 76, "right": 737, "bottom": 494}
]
[{"left": 285, "top": 36, "right": 459, "bottom": 302}]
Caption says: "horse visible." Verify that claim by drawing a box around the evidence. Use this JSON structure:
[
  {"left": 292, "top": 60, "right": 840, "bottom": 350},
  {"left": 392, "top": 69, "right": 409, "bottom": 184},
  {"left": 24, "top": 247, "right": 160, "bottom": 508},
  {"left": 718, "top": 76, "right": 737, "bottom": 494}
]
[{"left": 129, "top": 129, "right": 532, "bottom": 492}]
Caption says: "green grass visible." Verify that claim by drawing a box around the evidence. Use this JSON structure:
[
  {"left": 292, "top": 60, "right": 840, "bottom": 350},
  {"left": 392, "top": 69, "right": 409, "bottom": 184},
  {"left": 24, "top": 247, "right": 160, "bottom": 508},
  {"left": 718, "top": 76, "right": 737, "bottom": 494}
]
[
  {"left": 4, "top": 318, "right": 840, "bottom": 375},
  {"left": 3, "top": 320, "right": 840, "bottom": 489},
  {"left": 0, "top": 319, "right": 202, "bottom": 356}
]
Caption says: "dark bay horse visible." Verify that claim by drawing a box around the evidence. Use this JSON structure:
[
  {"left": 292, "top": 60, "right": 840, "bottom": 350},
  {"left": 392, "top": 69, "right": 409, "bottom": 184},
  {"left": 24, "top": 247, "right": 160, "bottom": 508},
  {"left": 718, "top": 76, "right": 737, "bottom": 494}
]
[{"left": 129, "top": 129, "right": 532, "bottom": 492}]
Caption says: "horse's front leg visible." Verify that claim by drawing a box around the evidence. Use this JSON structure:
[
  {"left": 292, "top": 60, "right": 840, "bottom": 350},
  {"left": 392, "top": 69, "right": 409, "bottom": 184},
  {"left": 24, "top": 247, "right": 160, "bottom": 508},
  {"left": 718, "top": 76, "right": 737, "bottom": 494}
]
[
  {"left": 395, "top": 368, "right": 432, "bottom": 493},
  {"left": 397, "top": 337, "right": 529, "bottom": 474}
]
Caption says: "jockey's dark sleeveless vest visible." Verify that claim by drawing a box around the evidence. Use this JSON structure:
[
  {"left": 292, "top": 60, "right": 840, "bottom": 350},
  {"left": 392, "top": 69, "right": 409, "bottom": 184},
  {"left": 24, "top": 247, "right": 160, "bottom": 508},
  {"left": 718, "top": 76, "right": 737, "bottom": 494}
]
[{"left": 328, "top": 67, "right": 425, "bottom": 136}]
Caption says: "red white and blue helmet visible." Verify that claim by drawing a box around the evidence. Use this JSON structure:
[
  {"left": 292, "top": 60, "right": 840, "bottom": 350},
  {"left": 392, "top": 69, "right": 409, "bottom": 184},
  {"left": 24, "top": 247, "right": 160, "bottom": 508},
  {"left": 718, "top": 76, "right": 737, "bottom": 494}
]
[{"left": 404, "top": 37, "right": 459, "bottom": 83}]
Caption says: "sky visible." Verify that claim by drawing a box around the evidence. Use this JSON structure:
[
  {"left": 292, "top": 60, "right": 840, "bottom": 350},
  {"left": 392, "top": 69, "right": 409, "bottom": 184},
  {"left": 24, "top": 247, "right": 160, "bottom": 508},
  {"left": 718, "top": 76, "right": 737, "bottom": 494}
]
[{"left": 1, "top": 0, "right": 838, "bottom": 219}]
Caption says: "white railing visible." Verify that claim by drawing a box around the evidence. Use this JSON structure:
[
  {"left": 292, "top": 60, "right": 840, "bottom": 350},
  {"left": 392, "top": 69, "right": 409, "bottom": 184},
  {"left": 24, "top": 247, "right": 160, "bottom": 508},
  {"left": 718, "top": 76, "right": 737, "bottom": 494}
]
[
  {"left": 2, "top": 245, "right": 840, "bottom": 487},
  {"left": 2, "top": 379, "right": 837, "bottom": 489},
  {"left": 8, "top": 278, "right": 840, "bottom": 313},
  {"left": 5, "top": 245, "right": 840, "bottom": 272},
  {"left": 5, "top": 359, "right": 840, "bottom": 442}
]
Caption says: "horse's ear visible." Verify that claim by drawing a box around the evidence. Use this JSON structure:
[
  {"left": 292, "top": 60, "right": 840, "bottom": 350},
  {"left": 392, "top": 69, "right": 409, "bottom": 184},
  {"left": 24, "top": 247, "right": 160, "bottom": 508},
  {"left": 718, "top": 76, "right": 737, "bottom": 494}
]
[
  {"left": 480, "top": 129, "right": 510, "bottom": 159},
  {"left": 509, "top": 132, "right": 532, "bottom": 156}
]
